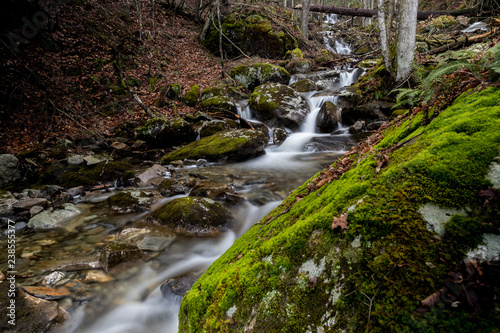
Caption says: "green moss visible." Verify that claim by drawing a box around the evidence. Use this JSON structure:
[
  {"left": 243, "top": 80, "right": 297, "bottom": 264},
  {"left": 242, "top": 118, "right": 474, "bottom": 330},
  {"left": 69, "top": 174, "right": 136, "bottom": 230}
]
[
  {"left": 161, "top": 129, "right": 268, "bottom": 163},
  {"left": 231, "top": 63, "right": 290, "bottom": 90},
  {"left": 179, "top": 87, "right": 500, "bottom": 332},
  {"left": 201, "top": 87, "right": 224, "bottom": 102},
  {"left": 200, "top": 96, "right": 237, "bottom": 114},
  {"left": 184, "top": 85, "right": 200, "bottom": 106},
  {"left": 106, "top": 191, "right": 139, "bottom": 208},
  {"left": 167, "top": 84, "right": 182, "bottom": 100},
  {"left": 58, "top": 160, "right": 132, "bottom": 187},
  {"left": 285, "top": 48, "right": 304, "bottom": 60}
]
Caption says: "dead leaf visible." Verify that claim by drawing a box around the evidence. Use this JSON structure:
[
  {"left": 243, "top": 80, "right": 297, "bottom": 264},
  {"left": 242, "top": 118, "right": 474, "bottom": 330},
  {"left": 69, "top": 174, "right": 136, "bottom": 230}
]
[
  {"left": 421, "top": 287, "right": 446, "bottom": 307},
  {"left": 332, "top": 214, "right": 348, "bottom": 230}
]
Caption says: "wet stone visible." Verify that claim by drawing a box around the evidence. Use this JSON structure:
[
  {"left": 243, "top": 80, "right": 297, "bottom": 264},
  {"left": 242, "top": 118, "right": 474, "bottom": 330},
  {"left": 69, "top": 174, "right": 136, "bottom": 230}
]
[
  {"left": 137, "top": 236, "right": 175, "bottom": 251},
  {"left": 22, "top": 286, "right": 71, "bottom": 300},
  {"left": 100, "top": 242, "right": 144, "bottom": 271},
  {"left": 160, "top": 270, "right": 204, "bottom": 297},
  {"left": 42, "top": 271, "right": 66, "bottom": 286},
  {"left": 84, "top": 270, "right": 114, "bottom": 283},
  {"left": 30, "top": 205, "right": 45, "bottom": 217}
]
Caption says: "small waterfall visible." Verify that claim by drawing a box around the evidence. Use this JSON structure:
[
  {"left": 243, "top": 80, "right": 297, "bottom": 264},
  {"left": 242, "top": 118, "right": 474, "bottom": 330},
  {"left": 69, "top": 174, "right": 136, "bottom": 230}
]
[
  {"left": 324, "top": 13, "right": 338, "bottom": 25},
  {"left": 236, "top": 100, "right": 253, "bottom": 120},
  {"left": 339, "top": 68, "right": 362, "bottom": 87},
  {"left": 333, "top": 40, "right": 351, "bottom": 55}
]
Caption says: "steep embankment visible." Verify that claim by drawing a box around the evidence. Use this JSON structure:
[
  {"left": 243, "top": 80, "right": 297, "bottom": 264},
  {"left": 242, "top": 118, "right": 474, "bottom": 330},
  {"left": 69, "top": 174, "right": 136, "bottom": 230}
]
[{"left": 179, "top": 86, "right": 500, "bottom": 332}]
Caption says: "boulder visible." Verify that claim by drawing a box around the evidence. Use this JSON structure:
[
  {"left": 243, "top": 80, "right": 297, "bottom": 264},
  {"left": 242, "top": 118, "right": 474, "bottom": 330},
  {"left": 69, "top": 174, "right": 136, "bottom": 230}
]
[
  {"left": 161, "top": 129, "right": 268, "bottom": 164},
  {"left": 157, "top": 178, "right": 186, "bottom": 197},
  {"left": 27, "top": 203, "right": 82, "bottom": 230},
  {"left": 148, "top": 197, "right": 232, "bottom": 235},
  {"left": 286, "top": 59, "right": 312, "bottom": 74},
  {"left": 100, "top": 242, "right": 144, "bottom": 271},
  {"left": 199, "top": 119, "right": 238, "bottom": 138},
  {"left": 231, "top": 63, "right": 291, "bottom": 90},
  {"left": 189, "top": 183, "right": 234, "bottom": 199},
  {"left": 0, "top": 281, "right": 68, "bottom": 331},
  {"left": 316, "top": 101, "right": 340, "bottom": 133},
  {"left": 249, "top": 83, "right": 310, "bottom": 130},
  {"left": 106, "top": 190, "right": 154, "bottom": 213},
  {"left": 200, "top": 96, "right": 238, "bottom": 114},
  {"left": 160, "top": 271, "right": 203, "bottom": 298},
  {"left": 184, "top": 85, "right": 200, "bottom": 106},
  {"left": 289, "top": 79, "right": 318, "bottom": 92},
  {"left": 341, "top": 101, "right": 395, "bottom": 126},
  {"left": 135, "top": 117, "right": 197, "bottom": 148},
  {"left": 200, "top": 11, "right": 297, "bottom": 59},
  {"left": 0, "top": 154, "right": 20, "bottom": 188}
]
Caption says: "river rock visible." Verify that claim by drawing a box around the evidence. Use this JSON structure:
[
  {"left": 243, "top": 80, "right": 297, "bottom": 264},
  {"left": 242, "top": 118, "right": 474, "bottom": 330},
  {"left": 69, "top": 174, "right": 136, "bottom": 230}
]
[
  {"left": 13, "top": 198, "right": 50, "bottom": 211},
  {"left": 349, "top": 121, "right": 364, "bottom": 134},
  {"left": 160, "top": 270, "right": 203, "bottom": 298},
  {"left": 0, "top": 191, "right": 18, "bottom": 215},
  {"left": 157, "top": 178, "right": 186, "bottom": 197},
  {"left": 249, "top": 83, "right": 310, "bottom": 130},
  {"left": 30, "top": 206, "right": 45, "bottom": 217},
  {"left": 200, "top": 96, "right": 238, "bottom": 114},
  {"left": 84, "top": 270, "right": 114, "bottom": 283},
  {"left": 161, "top": 129, "right": 268, "bottom": 164},
  {"left": 106, "top": 190, "right": 154, "bottom": 213},
  {"left": 137, "top": 236, "right": 175, "bottom": 251},
  {"left": 341, "top": 101, "right": 394, "bottom": 126},
  {"left": 136, "top": 164, "right": 168, "bottom": 186},
  {"left": 289, "top": 79, "right": 318, "bottom": 92},
  {"left": 100, "top": 242, "right": 144, "bottom": 271},
  {"left": 27, "top": 203, "right": 82, "bottom": 229},
  {"left": 199, "top": 119, "right": 238, "bottom": 138},
  {"left": 135, "top": 117, "right": 197, "bottom": 148},
  {"left": 273, "top": 127, "right": 289, "bottom": 146},
  {"left": 231, "top": 63, "right": 291, "bottom": 90},
  {"left": 22, "top": 286, "right": 71, "bottom": 300},
  {"left": 0, "top": 282, "right": 69, "bottom": 331},
  {"left": 189, "top": 183, "right": 234, "bottom": 199},
  {"left": 0, "top": 154, "right": 20, "bottom": 188},
  {"left": 317, "top": 101, "right": 340, "bottom": 133},
  {"left": 148, "top": 197, "right": 232, "bottom": 235},
  {"left": 42, "top": 271, "right": 66, "bottom": 286}
]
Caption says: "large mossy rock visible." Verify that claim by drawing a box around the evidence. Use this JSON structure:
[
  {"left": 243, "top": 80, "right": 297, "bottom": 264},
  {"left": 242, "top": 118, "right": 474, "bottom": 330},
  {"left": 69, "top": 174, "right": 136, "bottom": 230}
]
[
  {"left": 179, "top": 87, "right": 500, "bottom": 332},
  {"left": 200, "top": 11, "right": 297, "bottom": 59},
  {"left": 161, "top": 129, "right": 268, "bottom": 164},
  {"left": 148, "top": 197, "right": 232, "bottom": 235},
  {"left": 249, "top": 83, "right": 309, "bottom": 130},
  {"left": 231, "top": 63, "right": 291, "bottom": 91},
  {"left": 135, "top": 117, "right": 197, "bottom": 148}
]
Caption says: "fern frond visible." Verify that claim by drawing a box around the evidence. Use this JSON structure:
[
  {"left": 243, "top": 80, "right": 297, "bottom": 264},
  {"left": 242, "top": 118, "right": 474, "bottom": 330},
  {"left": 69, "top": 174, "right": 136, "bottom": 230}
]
[
  {"left": 424, "top": 61, "right": 472, "bottom": 85},
  {"left": 391, "top": 88, "right": 422, "bottom": 108}
]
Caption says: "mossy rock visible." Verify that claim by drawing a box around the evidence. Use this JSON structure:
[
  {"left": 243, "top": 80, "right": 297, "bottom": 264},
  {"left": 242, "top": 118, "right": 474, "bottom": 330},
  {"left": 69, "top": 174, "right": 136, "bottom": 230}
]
[
  {"left": 286, "top": 58, "right": 312, "bottom": 74},
  {"left": 179, "top": 87, "right": 500, "bottom": 332},
  {"left": 135, "top": 117, "right": 197, "bottom": 148},
  {"left": 201, "top": 87, "right": 224, "bottom": 102},
  {"left": 157, "top": 178, "right": 186, "bottom": 197},
  {"left": 289, "top": 79, "right": 318, "bottom": 92},
  {"left": 285, "top": 48, "right": 304, "bottom": 60},
  {"left": 161, "top": 129, "right": 268, "bottom": 164},
  {"left": 231, "top": 63, "right": 291, "bottom": 90},
  {"left": 184, "top": 85, "right": 200, "bottom": 106},
  {"left": 100, "top": 242, "right": 144, "bottom": 271},
  {"left": 106, "top": 190, "right": 152, "bottom": 213},
  {"left": 199, "top": 11, "right": 297, "bottom": 59},
  {"left": 249, "top": 83, "right": 310, "bottom": 130},
  {"left": 147, "top": 197, "right": 232, "bottom": 235},
  {"left": 199, "top": 119, "right": 238, "bottom": 138},
  {"left": 200, "top": 96, "right": 238, "bottom": 114},
  {"left": 167, "top": 84, "right": 182, "bottom": 100}
]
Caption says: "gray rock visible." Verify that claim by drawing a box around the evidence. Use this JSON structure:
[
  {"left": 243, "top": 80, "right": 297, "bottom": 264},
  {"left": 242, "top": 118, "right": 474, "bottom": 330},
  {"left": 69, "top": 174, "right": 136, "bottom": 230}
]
[
  {"left": 341, "top": 101, "right": 394, "bottom": 126},
  {"left": 189, "top": 183, "right": 234, "bottom": 199},
  {"left": 467, "top": 234, "right": 500, "bottom": 263},
  {"left": 13, "top": 198, "right": 50, "bottom": 211},
  {"left": 100, "top": 242, "right": 144, "bottom": 271},
  {"left": 67, "top": 154, "right": 85, "bottom": 166},
  {"left": 486, "top": 160, "right": 500, "bottom": 189},
  {"left": 160, "top": 271, "right": 204, "bottom": 297},
  {"left": 196, "top": 159, "right": 208, "bottom": 168},
  {"left": 418, "top": 203, "right": 467, "bottom": 236},
  {"left": 366, "top": 121, "right": 387, "bottom": 131},
  {"left": 84, "top": 154, "right": 111, "bottom": 166},
  {"left": 0, "top": 191, "right": 18, "bottom": 215},
  {"left": 231, "top": 64, "right": 291, "bottom": 90},
  {"left": 348, "top": 121, "right": 364, "bottom": 134},
  {"left": 67, "top": 186, "right": 84, "bottom": 198},
  {"left": 137, "top": 236, "right": 175, "bottom": 251},
  {"left": 317, "top": 101, "right": 340, "bottom": 133},
  {"left": 30, "top": 206, "right": 44, "bottom": 217},
  {"left": 157, "top": 178, "right": 186, "bottom": 197},
  {"left": 42, "top": 271, "right": 66, "bottom": 286},
  {"left": 273, "top": 127, "right": 289, "bottom": 146},
  {"left": 249, "top": 83, "right": 310, "bottom": 130},
  {"left": 136, "top": 164, "right": 168, "bottom": 186},
  {"left": 27, "top": 203, "right": 82, "bottom": 229},
  {"left": 0, "top": 154, "right": 20, "bottom": 188}
]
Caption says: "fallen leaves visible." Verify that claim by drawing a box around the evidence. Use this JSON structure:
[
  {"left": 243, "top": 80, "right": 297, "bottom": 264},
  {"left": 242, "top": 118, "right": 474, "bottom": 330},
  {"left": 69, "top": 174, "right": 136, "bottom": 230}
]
[{"left": 332, "top": 213, "right": 348, "bottom": 230}]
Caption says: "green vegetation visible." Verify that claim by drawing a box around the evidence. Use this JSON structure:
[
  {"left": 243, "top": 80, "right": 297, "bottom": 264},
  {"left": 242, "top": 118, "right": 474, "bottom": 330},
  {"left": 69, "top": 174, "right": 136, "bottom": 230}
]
[{"left": 179, "top": 87, "right": 500, "bottom": 332}]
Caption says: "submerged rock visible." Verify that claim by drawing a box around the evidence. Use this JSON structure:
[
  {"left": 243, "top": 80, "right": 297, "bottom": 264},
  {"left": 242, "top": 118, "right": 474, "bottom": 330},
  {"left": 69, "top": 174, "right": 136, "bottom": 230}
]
[
  {"left": 27, "top": 203, "right": 82, "bottom": 230},
  {"left": 100, "top": 242, "right": 144, "bottom": 271},
  {"left": 249, "top": 83, "right": 310, "bottom": 130},
  {"left": 148, "top": 197, "right": 232, "bottom": 235},
  {"left": 161, "top": 129, "right": 268, "bottom": 164}
]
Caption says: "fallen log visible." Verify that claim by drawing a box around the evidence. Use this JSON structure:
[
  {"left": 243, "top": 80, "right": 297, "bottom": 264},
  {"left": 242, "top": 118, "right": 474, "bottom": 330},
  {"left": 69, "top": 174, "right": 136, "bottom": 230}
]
[
  {"left": 294, "top": 4, "right": 480, "bottom": 20},
  {"left": 421, "top": 30, "right": 494, "bottom": 55}
]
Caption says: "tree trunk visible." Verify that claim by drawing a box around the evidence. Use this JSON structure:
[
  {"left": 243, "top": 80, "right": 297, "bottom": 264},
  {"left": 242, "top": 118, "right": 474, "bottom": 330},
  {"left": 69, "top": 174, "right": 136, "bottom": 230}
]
[
  {"left": 301, "top": 0, "right": 311, "bottom": 39},
  {"left": 394, "top": 0, "right": 418, "bottom": 82},
  {"left": 294, "top": 3, "right": 480, "bottom": 20}
]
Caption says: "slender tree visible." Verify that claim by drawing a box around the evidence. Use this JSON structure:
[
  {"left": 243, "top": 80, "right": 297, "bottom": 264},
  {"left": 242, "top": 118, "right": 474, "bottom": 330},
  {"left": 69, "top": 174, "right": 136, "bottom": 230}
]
[{"left": 301, "top": 0, "right": 311, "bottom": 39}]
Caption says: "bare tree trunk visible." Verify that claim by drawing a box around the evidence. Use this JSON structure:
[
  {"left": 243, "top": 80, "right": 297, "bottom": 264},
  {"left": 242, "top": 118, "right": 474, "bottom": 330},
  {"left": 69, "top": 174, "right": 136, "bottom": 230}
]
[
  {"left": 394, "top": 0, "right": 418, "bottom": 82},
  {"left": 195, "top": 0, "right": 201, "bottom": 21},
  {"left": 378, "top": 0, "right": 392, "bottom": 74},
  {"left": 301, "top": 0, "right": 311, "bottom": 39},
  {"left": 136, "top": 0, "right": 143, "bottom": 41}
]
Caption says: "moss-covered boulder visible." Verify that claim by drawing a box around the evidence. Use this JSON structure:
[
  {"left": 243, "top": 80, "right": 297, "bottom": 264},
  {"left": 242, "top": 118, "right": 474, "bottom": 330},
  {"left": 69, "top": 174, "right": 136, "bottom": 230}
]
[
  {"left": 249, "top": 83, "right": 310, "bottom": 130},
  {"left": 199, "top": 119, "right": 239, "bottom": 138},
  {"left": 161, "top": 129, "right": 268, "bottom": 164},
  {"left": 200, "top": 11, "right": 297, "bottom": 59},
  {"left": 106, "top": 190, "right": 153, "bottom": 213},
  {"left": 157, "top": 178, "right": 186, "bottom": 197},
  {"left": 167, "top": 83, "right": 182, "bottom": 100},
  {"left": 148, "top": 197, "right": 232, "bottom": 235},
  {"left": 286, "top": 59, "right": 312, "bottom": 75},
  {"left": 179, "top": 87, "right": 500, "bottom": 332},
  {"left": 231, "top": 63, "right": 291, "bottom": 90},
  {"left": 201, "top": 96, "right": 238, "bottom": 114},
  {"left": 289, "top": 79, "right": 318, "bottom": 92},
  {"left": 184, "top": 85, "right": 200, "bottom": 106},
  {"left": 135, "top": 117, "right": 197, "bottom": 148}
]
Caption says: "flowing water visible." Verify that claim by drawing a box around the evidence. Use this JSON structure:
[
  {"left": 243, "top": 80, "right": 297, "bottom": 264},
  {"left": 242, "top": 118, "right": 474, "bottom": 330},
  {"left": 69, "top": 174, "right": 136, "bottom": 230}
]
[{"left": 59, "top": 66, "right": 363, "bottom": 332}]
